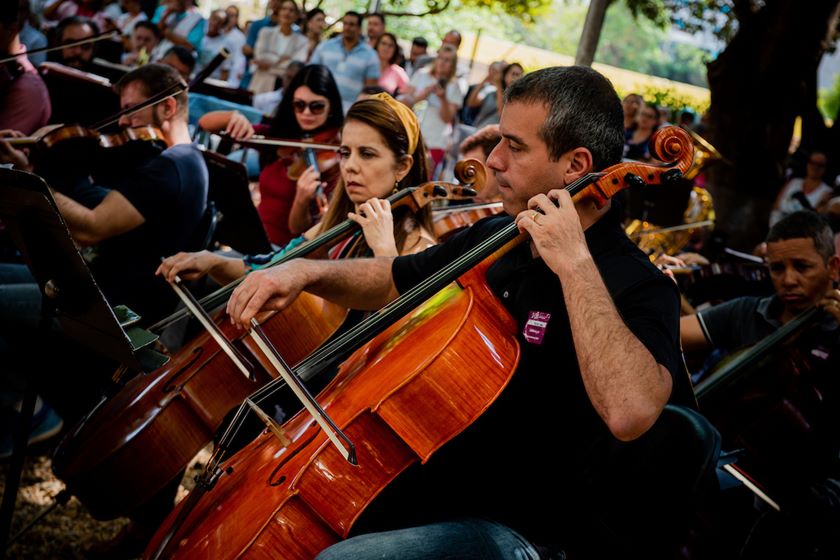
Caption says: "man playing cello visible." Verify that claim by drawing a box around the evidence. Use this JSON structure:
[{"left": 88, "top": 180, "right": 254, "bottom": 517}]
[{"left": 226, "top": 66, "right": 701, "bottom": 559}]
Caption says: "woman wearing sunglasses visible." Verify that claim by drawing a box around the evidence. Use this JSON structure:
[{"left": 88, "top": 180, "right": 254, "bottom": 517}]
[
  {"left": 198, "top": 64, "right": 344, "bottom": 246},
  {"left": 161, "top": 92, "right": 436, "bottom": 284}
]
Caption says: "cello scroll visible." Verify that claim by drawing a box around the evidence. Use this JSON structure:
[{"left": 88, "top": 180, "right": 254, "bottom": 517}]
[{"left": 580, "top": 126, "right": 694, "bottom": 207}]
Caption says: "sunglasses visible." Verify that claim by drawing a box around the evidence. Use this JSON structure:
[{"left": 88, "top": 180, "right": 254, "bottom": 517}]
[{"left": 292, "top": 100, "right": 327, "bottom": 114}]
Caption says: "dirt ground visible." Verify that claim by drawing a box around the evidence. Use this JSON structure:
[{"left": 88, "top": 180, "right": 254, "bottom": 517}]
[{"left": 1, "top": 445, "right": 210, "bottom": 560}]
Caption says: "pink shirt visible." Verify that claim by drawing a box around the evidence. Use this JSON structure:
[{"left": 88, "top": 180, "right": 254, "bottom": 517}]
[
  {"left": 0, "top": 51, "right": 51, "bottom": 134},
  {"left": 378, "top": 64, "right": 410, "bottom": 96}
]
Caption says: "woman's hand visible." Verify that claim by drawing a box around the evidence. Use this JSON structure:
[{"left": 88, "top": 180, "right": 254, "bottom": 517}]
[
  {"left": 293, "top": 165, "right": 325, "bottom": 203},
  {"left": 348, "top": 198, "right": 398, "bottom": 257},
  {"left": 288, "top": 165, "right": 328, "bottom": 232},
  {"left": 225, "top": 111, "right": 255, "bottom": 141},
  {"left": 157, "top": 251, "right": 223, "bottom": 281},
  {"left": 156, "top": 250, "right": 247, "bottom": 284}
]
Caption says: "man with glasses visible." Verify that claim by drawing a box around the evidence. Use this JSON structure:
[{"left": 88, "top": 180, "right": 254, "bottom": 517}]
[
  {"left": 770, "top": 151, "right": 833, "bottom": 226},
  {"left": 309, "top": 10, "right": 379, "bottom": 113},
  {"left": 0, "top": 63, "right": 208, "bottom": 323}
]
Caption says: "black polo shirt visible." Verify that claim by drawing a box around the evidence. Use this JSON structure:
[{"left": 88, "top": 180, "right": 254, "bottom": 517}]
[
  {"left": 697, "top": 295, "right": 782, "bottom": 352},
  {"left": 383, "top": 211, "right": 694, "bottom": 545}
]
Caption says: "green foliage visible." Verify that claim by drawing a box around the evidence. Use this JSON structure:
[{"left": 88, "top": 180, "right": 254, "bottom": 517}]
[
  {"left": 599, "top": 4, "right": 711, "bottom": 86},
  {"left": 306, "top": 0, "right": 712, "bottom": 89},
  {"left": 459, "top": 0, "right": 551, "bottom": 20},
  {"left": 818, "top": 74, "right": 840, "bottom": 123},
  {"left": 628, "top": 84, "right": 710, "bottom": 115}
]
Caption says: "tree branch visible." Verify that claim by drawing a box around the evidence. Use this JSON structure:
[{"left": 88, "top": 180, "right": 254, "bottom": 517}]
[{"left": 376, "top": 0, "right": 452, "bottom": 18}]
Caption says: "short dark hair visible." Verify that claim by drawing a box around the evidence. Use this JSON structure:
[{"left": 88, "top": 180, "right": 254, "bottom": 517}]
[
  {"left": 134, "top": 20, "right": 160, "bottom": 39},
  {"left": 162, "top": 45, "right": 196, "bottom": 73},
  {"left": 766, "top": 210, "right": 836, "bottom": 260},
  {"left": 460, "top": 124, "right": 501, "bottom": 158},
  {"left": 306, "top": 7, "right": 324, "bottom": 21},
  {"left": 367, "top": 12, "right": 385, "bottom": 25},
  {"left": 343, "top": 11, "right": 363, "bottom": 26},
  {"left": 411, "top": 36, "right": 428, "bottom": 49},
  {"left": 56, "top": 15, "right": 98, "bottom": 42},
  {"left": 115, "top": 63, "right": 188, "bottom": 118},
  {"left": 642, "top": 102, "right": 660, "bottom": 120},
  {"left": 444, "top": 29, "right": 461, "bottom": 46},
  {"left": 360, "top": 84, "right": 386, "bottom": 96},
  {"left": 504, "top": 66, "right": 624, "bottom": 170}
]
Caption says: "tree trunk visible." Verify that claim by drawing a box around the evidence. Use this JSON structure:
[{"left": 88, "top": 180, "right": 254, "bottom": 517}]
[
  {"left": 575, "top": 0, "right": 611, "bottom": 67},
  {"left": 705, "top": 0, "right": 840, "bottom": 250}
]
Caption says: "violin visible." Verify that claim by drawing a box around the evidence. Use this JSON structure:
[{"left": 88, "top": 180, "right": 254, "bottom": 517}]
[
  {"left": 432, "top": 200, "right": 504, "bottom": 241},
  {"left": 143, "top": 127, "right": 695, "bottom": 559},
  {"left": 277, "top": 129, "right": 341, "bottom": 182},
  {"left": 7, "top": 124, "right": 168, "bottom": 174},
  {"left": 51, "top": 163, "right": 484, "bottom": 521},
  {"left": 230, "top": 128, "right": 342, "bottom": 180}
]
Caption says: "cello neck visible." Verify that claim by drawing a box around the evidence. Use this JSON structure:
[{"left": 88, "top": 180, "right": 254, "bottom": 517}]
[
  {"left": 291, "top": 171, "right": 604, "bottom": 383},
  {"left": 148, "top": 179, "right": 480, "bottom": 332},
  {"left": 694, "top": 306, "right": 822, "bottom": 402}
]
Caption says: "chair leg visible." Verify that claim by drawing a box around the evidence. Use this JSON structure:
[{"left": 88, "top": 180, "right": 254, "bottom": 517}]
[{"left": 0, "top": 383, "right": 38, "bottom": 551}]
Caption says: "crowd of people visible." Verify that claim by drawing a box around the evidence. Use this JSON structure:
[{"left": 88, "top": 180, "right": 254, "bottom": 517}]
[{"left": 1, "top": 1, "right": 840, "bottom": 559}]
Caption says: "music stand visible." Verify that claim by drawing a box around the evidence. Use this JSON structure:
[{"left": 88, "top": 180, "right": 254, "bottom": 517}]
[
  {"left": 624, "top": 176, "right": 693, "bottom": 227},
  {"left": 202, "top": 150, "right": 272, "bottom": 255},
  {"left": 39, "top": 62, "right": 120, "bottom": 128},
  {"left": 0, "top": 168, "right": 167, "bottom": 550},
  {"left": 0, "top": 169, "right": 167, "bottom": 372}
]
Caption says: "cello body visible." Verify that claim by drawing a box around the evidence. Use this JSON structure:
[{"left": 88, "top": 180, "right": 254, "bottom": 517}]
[
  {"left": 145, "top": 262, "right": 520, "bottom": 559},
  {"left": 52, "top": 163, "right": 487, "bottom": 520},
  {"left": 53, "top": 293, "right": 346, "bottom": 520}
]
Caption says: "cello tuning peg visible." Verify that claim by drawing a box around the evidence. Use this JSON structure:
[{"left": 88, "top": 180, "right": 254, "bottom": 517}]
[
  {"left": 623, "top": 173, "right": 646, "bottom": 189},
  {"left": 432, "top": 184, "right": 448, "bottom": 198},
  {"left": 661, "top": 169, "right": 684, "bottom": 184}
]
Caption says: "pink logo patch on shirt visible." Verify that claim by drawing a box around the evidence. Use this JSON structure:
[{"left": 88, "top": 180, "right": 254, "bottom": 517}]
[{"left": 523, "top": 311, "right": 551, "bottom": 345}]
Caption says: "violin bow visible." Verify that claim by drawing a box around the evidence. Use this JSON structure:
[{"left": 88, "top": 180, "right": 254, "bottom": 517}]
[
  {"left": 0, "top": 30, "right": 120, "bottom": 65},
  {"left": 90, "top": 48, "right": 230, "bottom": 131}
]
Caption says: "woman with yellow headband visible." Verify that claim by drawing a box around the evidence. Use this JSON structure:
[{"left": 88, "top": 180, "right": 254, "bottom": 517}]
[{"left": 158, "top": 93, "right": 436, "bottom": 284}]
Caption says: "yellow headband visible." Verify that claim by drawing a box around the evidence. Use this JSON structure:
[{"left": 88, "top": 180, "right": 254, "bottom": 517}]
[{"left": 371, "top": 92, "right": 420, "bottom": 156}]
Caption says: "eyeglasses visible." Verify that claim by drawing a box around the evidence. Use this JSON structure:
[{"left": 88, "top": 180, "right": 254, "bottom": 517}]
[{"left": 293, "top": 100, "right": 327, "bottom": 115}]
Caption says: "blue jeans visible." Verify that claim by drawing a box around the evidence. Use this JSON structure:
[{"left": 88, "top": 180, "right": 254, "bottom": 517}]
[
  {"left": 315, "top": 519, "right": 542, "bottom": 560},
  {"left": 0, "top": 263, "right": 42, "bottom": 333}
]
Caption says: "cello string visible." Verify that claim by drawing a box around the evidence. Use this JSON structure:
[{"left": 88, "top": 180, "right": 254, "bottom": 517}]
[
  {"left": 150, "top": 179, "right": 479, "bottom": 332},
  {"left": 245, "top": 171, "right": 601, "bottom": 409},
  {"left": 202, "top": 134, "right": 692, "bottom": 487}
]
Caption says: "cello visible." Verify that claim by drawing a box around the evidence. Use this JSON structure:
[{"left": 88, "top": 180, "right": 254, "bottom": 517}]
[
  {"left": 51, "top": 163, "right": 484, "bottom": 520},
  {"left": 145, "top": 127, "right": 694, "bottom": 559},
  {"left": 695, "top": 305, "right": 840, "bottom": 498}
]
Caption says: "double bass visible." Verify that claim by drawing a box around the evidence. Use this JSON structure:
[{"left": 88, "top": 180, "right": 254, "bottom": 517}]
[
  {"left": 51, "top": 163, "right": 484, "bottom": 520},
  {"left": 145, "top": 127, "right": 695, "bottom": 559}
]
